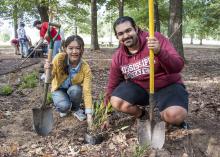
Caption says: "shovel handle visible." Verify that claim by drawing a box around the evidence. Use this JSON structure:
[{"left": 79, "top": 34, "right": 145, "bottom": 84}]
[
  {"left": 45, "top": 48, "right": 53, "bottom": 83},
  {"left": 41, "top": 48, "right": 52, "bottom": 108},
  {"left": 149, "top": 0, "right": 155, "bottom": 94},
  {"left": 149, "top": 0, "right": 155, "bottom": 121}
]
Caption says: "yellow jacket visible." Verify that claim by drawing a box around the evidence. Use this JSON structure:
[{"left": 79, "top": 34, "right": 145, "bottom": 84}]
[{"left": 51, "top": 53, "right": 92, "bottom": 111}]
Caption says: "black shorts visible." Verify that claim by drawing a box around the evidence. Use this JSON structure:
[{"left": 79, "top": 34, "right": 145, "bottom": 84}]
[{"left": 111, "top": 81, "right": 189, "bottom": 112}]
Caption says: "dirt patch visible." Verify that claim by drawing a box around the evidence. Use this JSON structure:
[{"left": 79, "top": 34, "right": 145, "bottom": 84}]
[{"left": 0, "top": 46, "right": 220, "bottom": 156}]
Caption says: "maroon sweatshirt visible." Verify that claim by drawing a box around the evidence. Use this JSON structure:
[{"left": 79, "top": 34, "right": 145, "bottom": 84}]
[{"left": 105, "top": 30, "right": 184, "bottom": 100}]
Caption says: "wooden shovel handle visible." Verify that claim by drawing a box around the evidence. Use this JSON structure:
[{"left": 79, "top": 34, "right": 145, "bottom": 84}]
[{"left": 45, "top": 48, "right": 52, "bottom": 84}]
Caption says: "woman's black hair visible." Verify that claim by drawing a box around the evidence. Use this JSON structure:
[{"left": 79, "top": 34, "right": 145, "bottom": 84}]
[
  {"left": 33, "top": 20, "right": 42, "bottom": 27},
  {"left": 113, "top": 16, "right": 136, "bottom": 36},
  {"left": 64, "top": 35, "right": 84, "bottom": 51}
]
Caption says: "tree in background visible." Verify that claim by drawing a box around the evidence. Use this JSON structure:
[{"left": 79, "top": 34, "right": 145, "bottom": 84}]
[
  {"left": 168, "top": 0, "right": 184, "bottom": 59},
  {"left": 154, "top": 0, "right": 160, "bottom": 32},
  {"left": 118, "top": 0, "right": 124, "bottom": 17},
  {"left": 91, "top": 0, "right": 99, "bottom": 50}
]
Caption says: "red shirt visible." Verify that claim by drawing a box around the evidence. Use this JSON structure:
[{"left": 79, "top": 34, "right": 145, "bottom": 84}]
[
  {"left": 106, "top": 30, "right": 184, "bottom": 100},
  {"left": 11, "top": 38, "right": 19, "bottom": 45},
  {"left": 40, "top": 22, "right": 61, "bottom": 42}
]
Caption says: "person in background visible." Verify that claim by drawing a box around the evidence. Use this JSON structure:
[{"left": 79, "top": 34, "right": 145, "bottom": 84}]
[
  {"left": 17, "top": 22, "right": 29, "bottom": 57},
  {"left": 10, "top": 38, "right": 20, "bottom": 55},
  {"left": 44, "top": 35, "right": 93, "bottom": 127},
  {"left": 104, "top": 16, "right": 189, "bottom": 129},
  {"left": 33, "top": 20, "right": 61, "bottom": 58}
]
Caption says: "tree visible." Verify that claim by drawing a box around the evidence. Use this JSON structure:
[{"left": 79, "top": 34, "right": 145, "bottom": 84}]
[
  {"left": 168, "top": 0, "right": 184, "bottom": 59},
  {"left": 91, "top": 0, "right": 100, "bottom": 50},
  {"left": 37, "top": 0, "right": 49, "bottom": 22},
  {"left": 154, "top": 0, "right": 160, "bottom": 32},
  {"left": 118, "top": 0, "right": 124, "bottom": 17}
]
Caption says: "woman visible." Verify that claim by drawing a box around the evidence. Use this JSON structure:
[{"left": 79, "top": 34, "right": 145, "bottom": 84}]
[{"left": 45, "top": 35, "right": 92, "bottom": 126}]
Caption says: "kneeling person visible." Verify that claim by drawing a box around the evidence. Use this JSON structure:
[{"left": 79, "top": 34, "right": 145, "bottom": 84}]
[{"left": 44, "top": 35, "right": 92, "bottom": 125}]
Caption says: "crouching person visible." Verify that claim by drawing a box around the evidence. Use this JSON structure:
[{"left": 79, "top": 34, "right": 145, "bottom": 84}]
[{"left": 44, "top": 35, "right": 93, "bottom": 126}]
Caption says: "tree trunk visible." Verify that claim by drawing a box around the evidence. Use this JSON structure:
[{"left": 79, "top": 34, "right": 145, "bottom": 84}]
[
  {"left": 154, "top": 0, "right": 160, "bottom": 32},
  {"left": 13, "top": 4, "right": 18, "bottom": 38},
  {"left": 91, "top": 0, "right": 99, "bottom": 50},
  {"left": 37, "top": 0, "right": 49, "bottom": 22},
  {"left": 190, "top": 34, "right": 193, "bottom": 44},
  {"left": 199, "top": 38, "right": 203, "bottom": 45},
  {"left": 168, "top": 0, "right": 184, "bottom": 60},
  {"left": 119, "top": 0, "right": 124, "bottom": 17}
]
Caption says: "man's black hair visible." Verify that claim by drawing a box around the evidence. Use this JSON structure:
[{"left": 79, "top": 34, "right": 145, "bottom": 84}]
[
  {"left": 20, "top": 22, "right": 25, "bottom": 27},
  {"left": 113, "top": 16, "right": 137, "bottom": 36},
  {"left": 33, "top": 20, "right": 42, "bottom": 27}
]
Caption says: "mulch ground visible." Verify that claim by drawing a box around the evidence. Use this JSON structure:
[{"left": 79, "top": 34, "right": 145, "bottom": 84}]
[{"left": 0, "top": 46, "right": 219, "bottom": 157}]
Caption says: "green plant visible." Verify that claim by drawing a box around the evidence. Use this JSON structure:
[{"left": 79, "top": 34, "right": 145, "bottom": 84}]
[
  {"left": 0, "top": 84, "right": 13, "bottom": 95},
  {"left": 0, "top": 32, "right": 10, "bottom": 42},
  {"left": 47, "top": 92, "right": 53, "bottom": 104},
  {"left": 132, "top": 144, "right": 149, "bottom": 157},
  {"left": 90, "top": 93, "right": 113, "bottom": 132},
  {"left": 20, "top": 72, "right": 38, "bottom": 89}
]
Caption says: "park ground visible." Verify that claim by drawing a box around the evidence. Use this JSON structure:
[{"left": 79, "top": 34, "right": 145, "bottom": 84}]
[{"left": 0, "top": 45, "right": 219, "bottom": 157}]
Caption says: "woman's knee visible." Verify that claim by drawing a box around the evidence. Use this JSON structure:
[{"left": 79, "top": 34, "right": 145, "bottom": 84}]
[
  {"left": 52, "top": 90, "right": 71, "bottom": 112},
  {"left": 67, "top": 85, "right": 82, "bottom": 99},
  {"left": 55, "top": 101, "right": 71, "bottom": 113}
]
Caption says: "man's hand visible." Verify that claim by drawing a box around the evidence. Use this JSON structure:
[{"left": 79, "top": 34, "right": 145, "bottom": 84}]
[
  {"left": 147, "top": 37, "right": 161, "bottom": 55},
  {"left": 87, "top": 113, "right": 93, "bottom": 129}
]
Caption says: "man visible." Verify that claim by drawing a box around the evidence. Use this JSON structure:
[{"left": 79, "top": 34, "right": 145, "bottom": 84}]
[
  {"left": 17, "top": 22, "right": 28, "bottom": 57},
  {"left": 105, "top": 16, "right": 189, "bottom": 128},
  {"left": 33, "top": 20, "right": 62, "bottom": 58}
]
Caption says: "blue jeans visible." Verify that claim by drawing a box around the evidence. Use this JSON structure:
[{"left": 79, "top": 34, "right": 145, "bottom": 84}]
[
  {"left": 52, "top": 40, "right": 61, "bottom": 59},
  {"left": 52, "top": 85, "right": 82, "bottom": 113},
  {"left": 19, "top": 39, "right": 28, "bottom": 57}
]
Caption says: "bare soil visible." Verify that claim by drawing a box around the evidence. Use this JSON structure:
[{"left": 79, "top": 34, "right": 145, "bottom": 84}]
[{"left": 0, "top": 46, "right": 219, "bottom": 157}]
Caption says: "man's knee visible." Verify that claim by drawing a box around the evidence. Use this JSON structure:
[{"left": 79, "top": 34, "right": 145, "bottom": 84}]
[
  {"left": 161, "top": 106, "right": 187, "bottom": 124},
  {"left": 110, "top": 96, "right": 124, "bottom": 111}
]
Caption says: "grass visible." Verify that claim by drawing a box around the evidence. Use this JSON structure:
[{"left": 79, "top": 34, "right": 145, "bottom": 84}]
[
  {"left": 0, "top": 84, "right": 13, "bottom": 96},
  {"left": 47, "top": 92, "right": 53, "bottom": 104},
  {"left": 132, "top": 144, "right": 149, "bottom": 157},
  {"left": 20, "top": 72, "right": 38, "bottom": 89}
]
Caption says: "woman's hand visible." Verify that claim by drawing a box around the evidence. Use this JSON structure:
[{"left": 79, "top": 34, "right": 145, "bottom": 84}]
[{"left": 44, "top": 59, "right": 52, "bottom": 70}]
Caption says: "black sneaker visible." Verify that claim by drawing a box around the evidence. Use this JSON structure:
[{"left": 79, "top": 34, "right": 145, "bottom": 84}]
[
  {"left": 179, "top": 121, "right": 190, "bottom": 129},
  {"left": 138, "top": 109, "right": 149, "bottom": 121}
]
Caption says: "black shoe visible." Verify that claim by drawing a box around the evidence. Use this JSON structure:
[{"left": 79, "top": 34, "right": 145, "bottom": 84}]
[
  {"left": 138, "top": 109, "right": 149, "bottom": 121},
  {"left": 179, "top": 121, "right": 190, "bottom": 129}
]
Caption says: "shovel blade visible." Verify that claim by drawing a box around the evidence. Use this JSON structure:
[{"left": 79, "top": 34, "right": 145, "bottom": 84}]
[
  {"left": 32, "top": 107, "right": 53, "bottom": 136},
  {"left": 137, "top": 120, "right": 165, "bottom": 149}
]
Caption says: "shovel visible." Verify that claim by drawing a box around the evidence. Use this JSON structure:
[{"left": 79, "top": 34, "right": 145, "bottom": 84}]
[
  {"left": 32, "top": 24, "right": 60, "bottom": 136},
  {"left": 32, "top": 47, "right": 53, "bottom": 136},
  {"left": 137, "top": 0, "right": 165, "bottom": 149}
]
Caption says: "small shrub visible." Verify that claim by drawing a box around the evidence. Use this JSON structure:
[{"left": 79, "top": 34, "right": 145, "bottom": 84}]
[
  {"left": 0, "top": 84, "right": 13, "bottom": 95},
  {"left": 20, "top": 72, "right": 38, "bottom": 89},
  {"left": 90, "top": 93, "right": 113, "bottom": 132}
]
